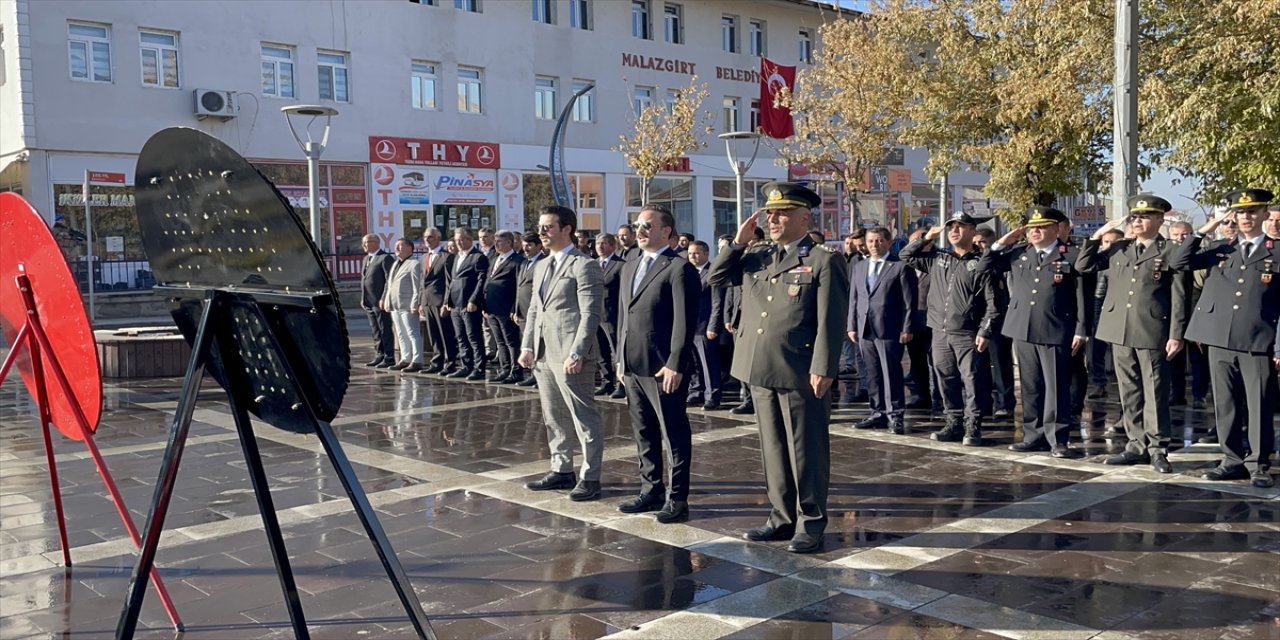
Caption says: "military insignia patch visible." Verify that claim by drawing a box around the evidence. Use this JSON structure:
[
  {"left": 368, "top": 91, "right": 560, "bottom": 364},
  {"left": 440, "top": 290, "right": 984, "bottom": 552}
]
[
  {"left": 788, "top": 284, "right": 801, "bottom": 297},
  {"left": 1054, "top": 273, "right": 1063, "bottom": 284},
  {"left": 799, "top": 244, "right": 811, "bottom": 258}
]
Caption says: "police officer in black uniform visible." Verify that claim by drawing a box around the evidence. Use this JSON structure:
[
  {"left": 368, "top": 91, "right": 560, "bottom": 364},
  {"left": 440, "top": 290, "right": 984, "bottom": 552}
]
[
  {"left": 901, "top": 212, "right": 1004, "bottom": 446},
  {"left": 978, "top": 206, "right": 1090, "bottom": 458},
  {"left": 1076, "top": 195, "right": 1189, "bottom": 474},
  {"left": 1171, "top": 188, "right": 1280, "bottom": 489}
]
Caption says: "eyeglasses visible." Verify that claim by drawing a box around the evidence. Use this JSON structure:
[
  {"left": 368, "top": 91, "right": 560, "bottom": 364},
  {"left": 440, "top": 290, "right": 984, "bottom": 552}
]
[
  {"left": 537, "top": 223, "right": 560, "bottom": 232},
  {"left": 633, "top": 220, "right": 654, "bottom": 231}
]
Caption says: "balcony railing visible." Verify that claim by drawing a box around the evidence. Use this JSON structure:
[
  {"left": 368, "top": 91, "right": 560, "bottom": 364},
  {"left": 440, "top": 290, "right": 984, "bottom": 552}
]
[{"left": 69, "top": 255, "right": 365, "bottom": 293}]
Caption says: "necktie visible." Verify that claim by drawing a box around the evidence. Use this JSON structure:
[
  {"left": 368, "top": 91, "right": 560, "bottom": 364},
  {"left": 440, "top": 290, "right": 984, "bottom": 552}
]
[
  {"left": 776, "top": 246, "right": 787, "bottom": 265},
  {"left": 632, "top": 255, "right": 654, "bottom": 294},
  {"left": 492, "top": 255, "right": 502, "bottom": 274},
  {"left": 868, "top": 261, "right": 882, "bottom": 289},
  {"left": 540, "top": 256, "right": 558, "bottom": 297},
  {"left": 1244, "top": 242, "right": 1254, "bottom": 259},
  {"left": 1136, "top": 242, "right": 1146, "bottom": 258}
]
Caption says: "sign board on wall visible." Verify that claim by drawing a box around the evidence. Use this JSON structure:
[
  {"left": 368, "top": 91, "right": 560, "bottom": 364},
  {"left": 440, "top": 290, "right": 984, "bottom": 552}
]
[
  {"left": 497, "top": 170, "right": 524, "bottom": 230},
  {"left": 368, "top": 136, "right": 500, "bottom": 168},
  {"left": 430, "top": 169, "right": 497, "bottom": 205}
]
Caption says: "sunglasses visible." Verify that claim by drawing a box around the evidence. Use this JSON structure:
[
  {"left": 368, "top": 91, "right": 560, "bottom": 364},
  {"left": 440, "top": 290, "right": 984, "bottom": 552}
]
[
  {"left": 633, "top": 220, "right": 654, "bottom": 231},
  {"left": 537, "top": 223, "right": 561, "bottom": 232}
]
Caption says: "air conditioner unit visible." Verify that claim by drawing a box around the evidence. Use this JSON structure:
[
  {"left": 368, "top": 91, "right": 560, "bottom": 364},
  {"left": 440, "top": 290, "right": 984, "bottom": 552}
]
[{"left": 193, "top": 89, "right": 237, "bottom": 120}]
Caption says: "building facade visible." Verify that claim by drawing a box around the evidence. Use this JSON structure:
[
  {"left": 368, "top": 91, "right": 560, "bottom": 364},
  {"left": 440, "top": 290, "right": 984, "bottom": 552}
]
[{"left": 0, "top": 0, "right": 990, "bottom": 288}]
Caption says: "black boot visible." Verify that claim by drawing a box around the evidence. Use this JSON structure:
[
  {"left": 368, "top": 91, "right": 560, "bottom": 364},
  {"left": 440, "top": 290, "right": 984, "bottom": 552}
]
[
  {"left": 962, "top": 417, "right": 983, "bottom": 447},
  {"left": 930, "top": 415, "right": 964, "bottom": 442}
]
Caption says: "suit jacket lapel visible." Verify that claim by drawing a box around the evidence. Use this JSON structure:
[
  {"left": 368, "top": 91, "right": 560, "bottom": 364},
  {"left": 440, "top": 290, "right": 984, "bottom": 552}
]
[
  {"left": 1244, "top": 238, "right": 1272, "bottom": 265},
  {"left": 869, "top": 258, "right": 895, "bottom": 294},
  {"left": 631, "top": 251, "right": 671, "bottom": 303},
  {"left": 1134, "top": 237, "right": 1163, "bottom": 264}
]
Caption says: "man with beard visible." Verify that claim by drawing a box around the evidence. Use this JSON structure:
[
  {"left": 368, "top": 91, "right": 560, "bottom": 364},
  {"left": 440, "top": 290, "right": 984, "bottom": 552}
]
[{"left": 618, "top": 222, "right": 642, "bottom": 260}]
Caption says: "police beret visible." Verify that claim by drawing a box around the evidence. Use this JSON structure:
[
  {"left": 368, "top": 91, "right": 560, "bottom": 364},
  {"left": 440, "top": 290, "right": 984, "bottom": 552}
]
[
  {"left": 1023, "top": 206, "right": 1067, "bottom": 228},
  {"left": 761, "top": 181, "right": 822, "bottom": 210},
  {"left": 1127, "top": 195, "right": 1173, "bottom": 215},
  {"left": 1224, "top": 188, "right": 1274, "bottom": 210}
]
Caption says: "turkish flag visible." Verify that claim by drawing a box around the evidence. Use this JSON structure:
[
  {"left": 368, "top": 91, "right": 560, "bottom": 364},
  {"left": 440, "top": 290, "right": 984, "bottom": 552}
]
[{"left": 759, "top": 58, "right": 796, "bottom": 139}]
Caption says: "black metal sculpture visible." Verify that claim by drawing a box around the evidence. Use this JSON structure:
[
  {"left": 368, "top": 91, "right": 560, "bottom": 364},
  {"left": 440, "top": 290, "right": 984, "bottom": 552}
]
[{"left": 115, "top": 128, "right": 434, "bottom": 639}]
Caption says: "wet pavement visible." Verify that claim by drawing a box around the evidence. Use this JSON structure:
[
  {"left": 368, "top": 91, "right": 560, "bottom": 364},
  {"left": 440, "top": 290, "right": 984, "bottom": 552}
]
[{"left": 1, "top": 331, "right": 1277, "bottom": 639}]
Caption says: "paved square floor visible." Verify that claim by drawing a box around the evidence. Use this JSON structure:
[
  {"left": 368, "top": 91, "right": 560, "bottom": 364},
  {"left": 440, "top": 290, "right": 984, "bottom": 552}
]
[{"left": 1, "top": 330, "right": 1276, "bottom": 639}]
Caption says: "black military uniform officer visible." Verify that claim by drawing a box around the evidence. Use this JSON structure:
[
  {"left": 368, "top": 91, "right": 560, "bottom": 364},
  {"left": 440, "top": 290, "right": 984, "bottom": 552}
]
[
  {"left": 977, "top": 206, "right": 1089, "bottom": 458},
  {"left": 1076, "top": 195, "right": 1189, "bottom": 474},
  {"left": 1171, "top": 188, "right": 1280, "bottom": 489},
  {"left": 709, "top": 181, "right": 850, "bottom": 554},
  {"left": 901, "top": 212, "right": 1004, "bottom": 446}
]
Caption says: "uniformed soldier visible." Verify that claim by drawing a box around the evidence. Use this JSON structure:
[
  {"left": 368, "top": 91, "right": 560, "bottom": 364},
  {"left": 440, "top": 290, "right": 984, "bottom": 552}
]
[
  {"left": 978, "top": 206, "right": 1090, "bottom": 458},
  {"left": 1171, "top": 188, "right": 1280, "bottom": 489},
  {"left": 708, "top": 181, "right": 850, "bottom": 554},
  {"left": 1075, "top": 195, "right": 1189, "bottom": 474},
  {"left": 901, "top": 212, "right": 1003, "bottom": 446}
]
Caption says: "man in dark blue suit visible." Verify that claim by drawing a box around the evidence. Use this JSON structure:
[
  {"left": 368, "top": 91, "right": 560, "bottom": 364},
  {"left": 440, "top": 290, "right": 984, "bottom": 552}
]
[
  {"left": 593, "top": 233, "right": 626, "bottom": 398},
  {"left": 687, "top": 240, "right": 726, "bottom": 410},
  {"left": 847, "top": 227, "right": 918, "bottom": 433},
  {"left": 361, "top": 234, "right": 396, "bottom": 367},
  {"left": 443, "top": 227, "right": 489, "bottom": 380},
  {"left": 483, "top": 230, "right": 525, "bottom": 383}
]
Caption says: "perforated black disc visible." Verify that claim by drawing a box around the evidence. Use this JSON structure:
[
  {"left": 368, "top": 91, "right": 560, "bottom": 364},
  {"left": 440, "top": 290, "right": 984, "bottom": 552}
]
[{"left": 135, "top": 127, "right": 350, "bottom": 430}]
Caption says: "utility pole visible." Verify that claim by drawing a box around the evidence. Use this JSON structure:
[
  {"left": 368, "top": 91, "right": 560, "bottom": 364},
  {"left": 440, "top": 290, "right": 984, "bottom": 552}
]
[{"left": 1112, "top": 0, "right": 1139, "bottom": 217}]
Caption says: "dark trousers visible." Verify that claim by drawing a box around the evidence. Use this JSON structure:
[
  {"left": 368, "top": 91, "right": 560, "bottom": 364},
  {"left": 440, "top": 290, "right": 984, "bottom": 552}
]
[
  {"left": 905, "top": 327, "right": 935, "bottom": 404},
  {"left": 596, "top": 323, "right": 618, "bottom": 387},
  {"left": 366, "top": 307, "right": 394, "bottom": 359},
  {"left": 1069, "top": 346, "right": 1088, "bottom": 420},
  {"left": 751, "top": 384, "right": 831, "bottom": 537},
  {"left": 1171, "top": 342, "right": 1211, "bottom": 401},
  {"left": 858, "top": 338, "right": 905, "bottom": 419},
  {"left": 932, "top": 331, "right": 987, "bottom": 420},
  {"left": 1206, "top": 346, "right": 1276, "bottom": 472},
  {"left": 624, "top": 374, "right": 692, "bottom": 500},
  {"left": 1088, "top": 303, "right": 1109, "bottom": 386},
  {"left": 989, "top": 335, "right": 1016, "bottom": 412},
  {"left": 423, "top": 304, "right": 456, "bottom": 368},
  {"left": 1112, "top": 344, "right": 1171, "bottom": 454},
  {"left": 450, "top": 308, "right": 486, "bottom": 371},
  {"left": 1013, "top": 340, "right": 1072, "bottom": 447},
  {"left": 484, "top": 312, "right": 521, "bottom": 375},
  {"left": 691, "top": 333, "right": 723, "bottom": 403}
]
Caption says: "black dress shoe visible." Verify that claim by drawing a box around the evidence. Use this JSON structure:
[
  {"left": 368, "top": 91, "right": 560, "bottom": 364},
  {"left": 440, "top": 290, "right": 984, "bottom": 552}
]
[
  {"left": 888, "top": 419, "right": 906, "bottom": 435},
  {"left": 686, "top": 395, "right": 705, "bottom": 407},
  {"left": 467, "top": 370, "right": 487, "bottom": 381},
  {"left": 364, "top": 357, "right": 385, "bottom": 367},
  {"left": 403, "top": 363, "right": 424, "bottom": 373},
  {"left": 374, "top": 360, "right": 394, "bottom": 369},
  {"left": 1251, "top": 469, "right": 1275, "bottom": 488},
  {"left": 1197, "top": 433, "right": 1219, "bottom": 445},
  {"left": 787, "top": 533, "right": 824, "bottom": 554},
  {"left": 1009, "top": 441, "right": 1051, "bottom": 453},
  {"left": 422, "top": 364, "right": 442, "bottom": 374},
  {"left": 655, "top": 501, "right": 689, "bottom": 524},
  {"left": 617, "top": 492, "right": 665, "bottom": 513},
  {"left": 1104, "top": 450, "right": 1150, "bottom": 465},
  {"left": 1202, "top": 465, "right": 1249, "bottom": 481},
  {"left": 1151, "top": 453, "right": 1172, "bottom": 474},
  {"left": 389, "top": 362, "right": 410, "bottom": 371},
  {"left": 854, "top": 416, "right": 888, "bottom": 430},
  {"left": 703, "top": 402, "right": 722, "bottom": 411},
  {"left": 517, "top": 376, "right": 538, "bottom": 387},
  {"left": 744, "top": 524, "right": 794, "bottom": 542},
  {"left": 447, "top": 368, "right": 472, "bottom": 379},
  {"left": 609, "top": 387, "right": 627, "bottom": 399},
  {"left": 730, "top": 403, "right": 755, "bottom": 415},
  {"left": 568, "top": 480, "right": 601, "bottom": 501},
  {"left": 594, "top": 384, "right": 615, "bottom": 396},
  {"left": 525, "top": 471, "right": 576, "bottom": 491},
  {"left": 1051, "top": 446, "right": 1082, "bottom": 459}
]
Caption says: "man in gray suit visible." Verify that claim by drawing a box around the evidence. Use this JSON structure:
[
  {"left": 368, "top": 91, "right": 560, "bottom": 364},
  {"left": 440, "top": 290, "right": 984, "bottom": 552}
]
[
  {"left": 518, "top": 205, "right": 607, "bottom": 501},
  {"left": 1172, "top": 188, "right": 1280, "bottom": 489},
  {"left": 1076, "top": 195, "right": 1188, "bottom": 473},
  {"left": 380, "top": 238, "right": 424, "bottom": 372},
  {"left": 361, "top": 234, "right": 395, "bottom": 367},
  {"left": 847, "top": 227, "right": 918, "bottom": 434},
  {"left": 709, "top": 182, "right": 849, "bottom": 554}
]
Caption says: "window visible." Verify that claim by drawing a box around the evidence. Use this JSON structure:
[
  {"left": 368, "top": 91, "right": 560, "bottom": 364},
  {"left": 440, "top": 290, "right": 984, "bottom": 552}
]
[
  {"left": 570, "top": 0, "right": 592, "bottom": 29},
  {"left": 713, "top": 179, "right": 769, "bottom": 239},
  {"left": 632, "top": 1, "right": 650, "bottom": 39},
  {"left": 535, "top": 76, "right": 556, "bottom": 120},
  {"left": 318, "top": 51, "right": 349, "bottom": 102},
  {"left": 749, "top": 99, "right": 760, "bottom": 132},
  {"left": 721, "top": 15, "right": 738, "bottom": 53},
  {"left": 626, "top": 176, "right": 694, "bottom": 233},
  {"left": 458, "top": 66, "right": 483, "bottom": 113},
  {"left": 409, "top": 0, "right": 435, "bottom": 4},
  {"left": 663, "top": 4, "right": 682, "bottom": 44},
  {"left": 455, "top": 0, "right": 479, "bottom": 11},
  {"left": 532, "top": 0, "right": 553, "bottom": 23},
  {"left": 571, "top": 79, "right": 594, "bottom": 122},
  {"left": 633, "top": 86, "right": 653, "bottom": 114},
  {"left": 723, "top": 97, "right": 740, "bottom": 133},
  {"left": 261, "top": 44, "right": 295, "bottom": 98},
  {"left": 749, "top": 20, "right": 766, "bottom": 57},
  {"left": 799, "top": 28, "right": 813, "bottom": 64},
  {"left": 139, "top": 30, "right": 179, "bottom": 88},
  {"left": 69, "top": 22, "right": 111, "bottom": 82},
  {"left": 665, "top": 89, "right": 678, "bottom": 114},
  {"left": 411, "top": 61, "right": 438, "bottom": 110}
]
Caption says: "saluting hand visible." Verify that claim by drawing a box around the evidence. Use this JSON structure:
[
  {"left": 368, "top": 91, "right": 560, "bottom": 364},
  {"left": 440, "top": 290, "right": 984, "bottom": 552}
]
[
  {"left": 734, "top": 213, "right": 761, "bottom": 247},
  {"left": 996, "top": 226, "right": 1026, "bottom": 247},
  {"left": 656, "top": 367, "right": 683, "bottom": 394},
  {"left": 1198, "top": 208, "right": 1235, "bottom": 235},
  {"left": 1091, "top": 217, "right": 1127, "bottom": 241},
  {"left": 925, "top": 225, "right": 944, "bottom": 242}
]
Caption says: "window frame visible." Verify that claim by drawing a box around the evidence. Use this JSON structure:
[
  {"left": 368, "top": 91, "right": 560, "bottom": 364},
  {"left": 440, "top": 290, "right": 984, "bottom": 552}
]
[
  {"left": 571, "top": 79, "right": 594, "bottom": 122},
  {"left": 532, "top": 0, "right": 553, "bottom": 24},
  {"left": 455, "top": 0, "right": 480, "bottom": 12},
  {"left": 457, "top": 65, "right": 484, "bottom": 114},
  {"left": 662, "top": 3, "right": 682, "bottom": 44},
  {"left": 632, "top": 0, "right": 651, "bottom": 40},
  {"left": 722, "top": 96, "right": 740, "bottom": 133},
  {"left": 721, "top": 15, "right": 738, "bottom": 54},
  {"left": 138, "top": 28, "right": 179, "bottom": 89},
  {"left": 410, "top": 60, "right": 439, "bottom": 111},
  {"left": 799, "top": 28, "right": 814, "bottom": 64},
  {"left": 260, "top": 43, "right": 296, "bottom": 98},
  {"left": 317, "top": 50, "right": 350, "bottom": 102},
  {"left": 748, "top": 19, "right": 766, "bottom": 57},
  {"left": 535, "top": 75, "right": 557, "bottom": 120},
  {"left": 633, "top": 86, "right": 654, "bottom": 115},
  {"left": 68, "top": 21, "right": 112, "bottom": 83},
  {"left": 569, "top": 0, "right": 592, "bottom": 30}
]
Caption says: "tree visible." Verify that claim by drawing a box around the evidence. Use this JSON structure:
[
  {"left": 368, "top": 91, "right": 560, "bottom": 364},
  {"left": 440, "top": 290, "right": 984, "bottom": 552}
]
[
  {"left": 1141, "top": 0, "right": 1280, "bottom": 199},
  {"left": 776, "top": 15, "right": 903, "bottom": 228},
  {"left": 613, "top": 78, "right": 714, "bottom": 203}
]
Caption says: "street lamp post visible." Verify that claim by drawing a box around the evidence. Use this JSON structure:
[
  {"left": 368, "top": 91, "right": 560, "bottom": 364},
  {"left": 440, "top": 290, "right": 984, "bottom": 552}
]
[
  {"left": 719, "top": 131, "right": 762, "bottom": 226},
  {"left": 282, "top": 105, "right": 339, "bottom": 248}
]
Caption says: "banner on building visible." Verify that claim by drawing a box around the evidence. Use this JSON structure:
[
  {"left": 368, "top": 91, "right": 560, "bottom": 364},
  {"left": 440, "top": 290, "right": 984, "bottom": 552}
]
[{"left": 498, "top": 170, "right": 524, "bottom": 230}]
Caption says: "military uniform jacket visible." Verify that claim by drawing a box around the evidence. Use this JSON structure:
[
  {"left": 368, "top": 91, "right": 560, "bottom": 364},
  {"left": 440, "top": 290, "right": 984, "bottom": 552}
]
[
  {"left": 900, "top": 239, "right": 1003, "bottom": 338},
  {"left": 708, "top": 236, "right": 850, "bottom": 389},
  {"left": 976, "top": 241, "right": 1088, "bottom": 345},
  {"left": 1171, "top": 235, "right": 1280, "bottom": 355},
  {"left": 1075, "top": 235, "right": 1188, "bottom": 350}
]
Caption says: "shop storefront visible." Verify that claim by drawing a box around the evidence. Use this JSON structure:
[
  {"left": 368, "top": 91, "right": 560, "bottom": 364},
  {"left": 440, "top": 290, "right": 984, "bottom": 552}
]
[{"left": 252, "top": 161, "right": 369, "bottom": 280}]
